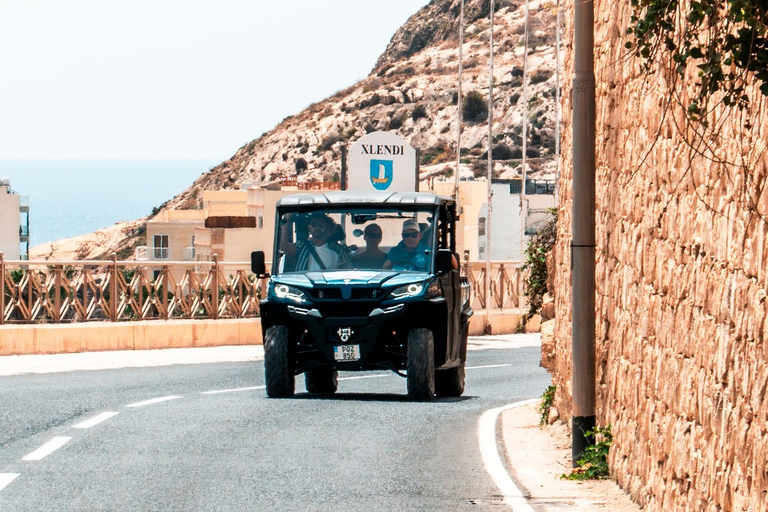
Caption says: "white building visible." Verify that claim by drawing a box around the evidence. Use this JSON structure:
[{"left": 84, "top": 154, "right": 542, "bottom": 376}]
[
  {"left": 0, "top": 178, "right": 29, "bottom": 260},
  {"left": 432, "top": 178, "right": 556, "bottom": 262}
]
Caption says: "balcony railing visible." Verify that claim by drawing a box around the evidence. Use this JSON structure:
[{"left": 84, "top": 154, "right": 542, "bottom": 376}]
[
  {"left": 0, "top": 253, "right": 523, "bottom": 325},
  {"left": 152, "top": 246, "right": 171, "bottom": 260}
]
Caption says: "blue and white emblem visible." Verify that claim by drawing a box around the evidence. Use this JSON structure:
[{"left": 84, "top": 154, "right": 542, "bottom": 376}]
[{"left": 369, "top": 159, "right": 393, "bottom": 190}]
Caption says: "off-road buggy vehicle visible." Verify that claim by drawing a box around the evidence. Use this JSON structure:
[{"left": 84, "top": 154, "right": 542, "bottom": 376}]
[{"left": 251, "top": 191, "right": 472, "bottom": 401}]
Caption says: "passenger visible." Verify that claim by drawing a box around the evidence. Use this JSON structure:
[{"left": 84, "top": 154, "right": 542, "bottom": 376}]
[
  {"left": 284, "top": 213, "right": 352, "bottom": 271},
  {"left": 383, "top": 219, "right": 430, "bottom": 271},
  {"left": 352, "top": 223, "right": 388, "bottom": 269}
]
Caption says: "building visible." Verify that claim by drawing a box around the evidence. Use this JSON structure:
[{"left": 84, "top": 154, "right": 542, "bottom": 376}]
[
  {"left": 139, "top": 182, "right": 332, "bottom": 270},
  {"left": 431, "top": 177, "right": 556, "bottom": 262},
  {"left": 0, "top": 178, "right": 29, "bottom": 260}
]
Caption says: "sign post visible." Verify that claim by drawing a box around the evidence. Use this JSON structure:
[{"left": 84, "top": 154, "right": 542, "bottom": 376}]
[{"left": 348, "top": 131, "right": 418, "bottom": 193}]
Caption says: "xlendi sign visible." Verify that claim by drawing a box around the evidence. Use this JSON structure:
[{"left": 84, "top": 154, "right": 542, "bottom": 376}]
[{"left": 348, "top": 131, "right": 417, "bottom": 192}]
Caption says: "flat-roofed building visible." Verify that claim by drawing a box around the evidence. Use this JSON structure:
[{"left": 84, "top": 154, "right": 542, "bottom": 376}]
[{"left": 0, "top": 178, "right": 29, "bottom": 260}]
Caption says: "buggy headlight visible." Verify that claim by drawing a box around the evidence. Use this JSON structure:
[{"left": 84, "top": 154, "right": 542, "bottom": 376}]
[
  {"left": 391, "top": 282, "right": 424, "bottom": 299},
  {"left": 390, "top": 280, "right": 441, "bottom": 300},
  {"left": 271, "top": 283, "right": 307, "bottom": 304}
]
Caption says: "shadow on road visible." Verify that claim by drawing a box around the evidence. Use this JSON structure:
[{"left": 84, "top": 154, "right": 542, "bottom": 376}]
[{"left": 291, "top": 392, "right": 476, "bottom": 403}]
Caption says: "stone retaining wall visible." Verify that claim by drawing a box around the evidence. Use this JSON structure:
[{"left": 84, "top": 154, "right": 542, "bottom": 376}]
[{"left": 547, "top": 0, "right": 768, "bottom": 510}]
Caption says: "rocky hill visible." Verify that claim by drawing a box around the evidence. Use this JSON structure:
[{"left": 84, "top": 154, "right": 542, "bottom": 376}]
[{"left": 31, "top": 0, "right": 561, "bottom": 261}]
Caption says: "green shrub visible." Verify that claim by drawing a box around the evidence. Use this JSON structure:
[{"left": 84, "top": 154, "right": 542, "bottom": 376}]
[
  {"left": 463, "top": 91, "right": 488, "bottom": 123},
  {"left": 539, "top": 385, "right": 556, "bottom": 425},
  {"left": 522, "top": 209, "right": 557, "bottom": 319},
  {"left": 563, "top": 425, "right": 613, "bottom": 480},
  {"left": 411, "top": 105, "right": 427, "bottom": 121},
  {"left": 388, "top": 112, "right": 408, "bottom": 130}
]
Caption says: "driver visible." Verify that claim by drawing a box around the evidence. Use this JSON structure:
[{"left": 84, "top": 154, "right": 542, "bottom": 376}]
[
  {"left": 284, "top": 213, "right": 352, "bottom": 271},
  {"left": 383, "top": 219, "right": 430, "bottom": 271}
]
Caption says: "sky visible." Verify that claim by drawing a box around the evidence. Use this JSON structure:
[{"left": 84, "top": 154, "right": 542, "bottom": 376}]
[{"left": 0, "top": 0, "right": 430, "bottom": 162}]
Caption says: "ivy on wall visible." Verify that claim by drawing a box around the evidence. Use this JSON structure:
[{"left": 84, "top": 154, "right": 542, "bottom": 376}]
[{"left": 625, "top": 0, "right": 768, "bottom": 123}]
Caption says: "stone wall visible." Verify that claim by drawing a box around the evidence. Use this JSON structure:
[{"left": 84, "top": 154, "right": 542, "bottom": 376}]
[{"left": 547, "top": 0, "right": 768, "bottom": 510}]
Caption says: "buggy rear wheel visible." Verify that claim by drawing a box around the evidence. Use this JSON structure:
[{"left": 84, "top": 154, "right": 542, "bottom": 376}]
[{"left": 305, "top": 368, "right": 339, "bottom": 394}]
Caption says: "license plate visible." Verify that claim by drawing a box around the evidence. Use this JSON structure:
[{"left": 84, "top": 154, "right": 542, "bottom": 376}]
[{"left": 334, "top": 344, "right": 360, "bottom": 361}]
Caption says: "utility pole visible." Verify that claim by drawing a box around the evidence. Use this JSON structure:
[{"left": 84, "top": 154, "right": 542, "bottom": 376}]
[
  {"left": 485, "top": 0, "right": 495, "bottom": 334},
  {"left": 454, "top": 0, "right": 465, "bottom": 211},
  {"left": 571, "top": 0, "right": 596, "bottom": 466},
  {"left": 520, "top": 0, "right": 530, "bottom": 308}
]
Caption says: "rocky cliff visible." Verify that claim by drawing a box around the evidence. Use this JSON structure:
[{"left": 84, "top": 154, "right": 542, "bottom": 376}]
[
  {"left": 33, "top": 0, "right": 561, "bottom": 261},
  {"left": 546, "top": 0, "right": 768, "bottom": 509}
]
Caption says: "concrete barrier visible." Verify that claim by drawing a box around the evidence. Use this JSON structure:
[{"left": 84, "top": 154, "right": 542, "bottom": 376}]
[
  {"left": 0, "top": 311, "right": 529, "bottom": 356},
  {"left": 0, "top": 319, "right": 262, "bottom": 356}
]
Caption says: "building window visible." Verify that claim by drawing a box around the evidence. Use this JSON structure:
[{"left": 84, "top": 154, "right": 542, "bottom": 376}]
[{"left": 153, "top": 234, "right": 170, "bottom": 259}]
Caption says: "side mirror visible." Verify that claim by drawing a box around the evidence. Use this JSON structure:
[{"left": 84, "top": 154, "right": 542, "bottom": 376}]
[
  {"left": 436, "top": 249, "right": 454, "bottom": 274},
  {"left": 251, "top": 251, "right": 268, "bottom": 277}
]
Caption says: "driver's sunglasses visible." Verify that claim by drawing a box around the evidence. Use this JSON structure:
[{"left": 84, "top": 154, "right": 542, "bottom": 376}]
[
  {"left": 402, "top": 232, "right": 419, "bottom": 238},
  {"left": 365, "top": 232, "right": 382, "bottom": 239}
]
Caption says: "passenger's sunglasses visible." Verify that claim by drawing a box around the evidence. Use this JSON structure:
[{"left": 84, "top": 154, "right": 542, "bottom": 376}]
[{"left": 402, "top": 232, "right": 419, "bottom": 238}]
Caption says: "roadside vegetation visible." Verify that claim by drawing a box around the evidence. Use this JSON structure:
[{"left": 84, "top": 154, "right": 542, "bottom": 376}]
[
  {"left": 538, "top": 385, "right": 556, "bottom": 426},
  {"left": 562, "top": 425, "right": 613, "bottom": 480},
  {"left": 522, "top": 209, "right": 557, "bottom": 321}
]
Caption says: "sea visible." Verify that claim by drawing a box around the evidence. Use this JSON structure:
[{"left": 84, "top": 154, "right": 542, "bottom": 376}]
[{"left": 0, "top": 160, "right": 220, "bottom": 248}]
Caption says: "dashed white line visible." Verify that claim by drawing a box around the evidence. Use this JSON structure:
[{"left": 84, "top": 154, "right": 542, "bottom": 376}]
[
  {"left": 467, "top": 364, "right": 512, "bottom": 370},
  {"left": 22, "top": 436, "right": 72, "bottom": 461},
  {"left": 478, "top": 400, "right": 538, "bottom": 511},
  {"left": 202, "top": 386, "right": 265, "bottom": 395},
  {"left": 72, "top": 411, "right": 120, "bottom": 429},
  {"left": 0, "top": 473, "right": 19, "bottom": 491},
  {"left": 125, "top": 396, "right": 183, "bottom": 408}
]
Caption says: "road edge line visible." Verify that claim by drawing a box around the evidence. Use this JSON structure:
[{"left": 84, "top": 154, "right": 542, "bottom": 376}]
[{"left": 478, "top": 399, "right": 539, "bottom": 511}]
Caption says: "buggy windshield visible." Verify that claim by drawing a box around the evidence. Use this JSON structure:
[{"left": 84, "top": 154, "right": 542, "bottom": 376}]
[{"left": 274, "top": 207, "right": 437, "bottom": 274}]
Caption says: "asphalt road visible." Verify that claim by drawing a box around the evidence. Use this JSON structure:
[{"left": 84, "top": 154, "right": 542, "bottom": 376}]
[{"left": 0, "top": 344, "right": 550, "bottom": 511}]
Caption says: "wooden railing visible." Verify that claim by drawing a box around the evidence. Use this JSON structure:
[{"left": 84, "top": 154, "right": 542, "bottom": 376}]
[
  {"left": 0, "top": 253, "right": 261, "bottom": 324},
  {"left": 462, "top": 260, "right": 524, "bottom": 311},
  {"left": 1, "top": 253, "right": 523, "bottom": 325}
]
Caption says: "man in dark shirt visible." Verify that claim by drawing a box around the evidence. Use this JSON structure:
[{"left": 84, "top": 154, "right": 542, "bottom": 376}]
[{"left": 383, "top": 219, "right": 430, "bottom": 271}]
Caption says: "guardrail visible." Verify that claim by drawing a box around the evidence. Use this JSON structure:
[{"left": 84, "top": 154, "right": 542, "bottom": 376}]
[
  {"left": 1, "top": 253, "right": 523, "bottom": 325},
  {"left": 0, "top": 253, "right": 261, "bottom": 324}
]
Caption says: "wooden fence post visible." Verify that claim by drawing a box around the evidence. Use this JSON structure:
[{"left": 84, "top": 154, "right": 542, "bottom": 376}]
[
  {"left": 110, "top": 254, "right": 118, "bottom": 321},
  {"left": 54, "top": 265, "right": 62, "bottom": 323},
  {"left": 213, "top": 254, "right": 220, "bottom": 320},
  {"left": 0, "top": 252, "right": 4, "bottom": 325}
]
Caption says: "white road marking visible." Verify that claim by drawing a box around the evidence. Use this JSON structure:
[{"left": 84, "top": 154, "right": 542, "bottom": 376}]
[
  {"left": 338, "top": 374, "right": 390, "bottom": 381},
  {"left": 125, "top": 396, "right": 183, "bottom": 408},
  {"left": 467, "top": 364, "right": 512, "bottom": 370},
  {"left": 0, "top": 474, "right": 19, "bottom": 492},
  {"left": 22, "top": 436, "right": 72, "bottom": 461},
  {"left": 73, "top": 411, "right": 120, "bottom": 429},
  {"left": 478, "top": 400, "right": 538, "bottom": 511},
  {"left": 202, "top": 386, "right": 265, "bottom": 395}
]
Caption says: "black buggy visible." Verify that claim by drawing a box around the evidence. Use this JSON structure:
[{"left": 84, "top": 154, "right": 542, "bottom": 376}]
[{"left": 251, "top": 191, "right": 472, "bottom": 401}]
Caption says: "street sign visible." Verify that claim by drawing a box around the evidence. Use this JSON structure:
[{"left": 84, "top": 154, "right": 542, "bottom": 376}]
[{"left": 348, "top": 131, "right": 417, "bottom": 192}]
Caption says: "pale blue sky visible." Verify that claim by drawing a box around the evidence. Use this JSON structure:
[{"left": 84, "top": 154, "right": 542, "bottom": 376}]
[{"left": 0, "top": 0, "right": 429, "bottom": 161}]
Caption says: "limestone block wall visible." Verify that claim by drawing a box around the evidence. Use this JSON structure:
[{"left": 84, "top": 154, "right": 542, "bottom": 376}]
[{"left": 547, "top": 0, "right": 768, "bottom": 510}]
